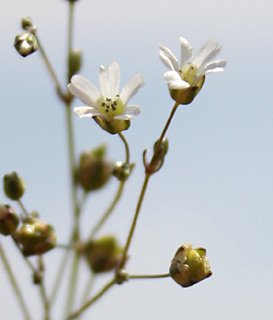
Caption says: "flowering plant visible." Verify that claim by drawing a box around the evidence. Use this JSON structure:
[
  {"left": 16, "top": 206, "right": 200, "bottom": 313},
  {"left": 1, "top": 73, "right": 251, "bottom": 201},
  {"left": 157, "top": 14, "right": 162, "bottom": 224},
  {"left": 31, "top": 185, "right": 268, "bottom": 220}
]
[{"left": 2, "top": 4, "right": 226, "bottom": 320}]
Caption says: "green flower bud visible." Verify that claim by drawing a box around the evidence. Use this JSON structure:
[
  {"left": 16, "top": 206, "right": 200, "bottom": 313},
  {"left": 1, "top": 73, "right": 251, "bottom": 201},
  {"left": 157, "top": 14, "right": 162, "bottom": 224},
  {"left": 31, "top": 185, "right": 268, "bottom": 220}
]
[
  {"left": 169, "top": 243, "right": 212, "bottom": 288},
  {"left": 145, "top": 137, "right": 169, "bottom": 174},
  {"left": 14, "top": 32, "right": 38, "bottom": 57},
  {"left": 112, "top": 162, "right": 133, "bottom": 181},
  {"left": 169, "top": 76, "right": 205, "bottom": 105},
  {"left": 77, "top": 145, "right": 112, "bottom": 192},
  {"left": 0, "top": 205, "right": 19, "bottom": 236},
  {"left": 93, "top": 116, "right": 131, "bottom": 134},
  {"left": 21, "top": 17, "right": 33, "bottom": 30},
  {"left": 68, "top": 49, "right": 82, "bottom": 80},
  {"left": 15, "top": 218, "right": 56, "bottom": 256},
  {"left": 84, "top": 235, "right": 122, "bottom": 273},
  {"left": 3, "top": 172, "right": 25, "bottom": 200}
]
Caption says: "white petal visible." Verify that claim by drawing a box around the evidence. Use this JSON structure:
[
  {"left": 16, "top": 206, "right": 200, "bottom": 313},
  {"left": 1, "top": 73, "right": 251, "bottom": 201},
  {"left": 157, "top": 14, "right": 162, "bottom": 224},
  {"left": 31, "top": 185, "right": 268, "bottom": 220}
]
[
  {"left": 192, "top": 38, "right": 222, "bottom": 73},
  {"left": 68, "top": 75, "right": 100, "bottom": 107},
  {"left": 99, "top": 61, "right": 120, "bottom": 97},
  {"left": 114, "top": 105, "right": 141, "bottom": 120},
  {"left": 120, "top": 74, "right": 145, "bottom": 105},
  {"left": 159, "top": 44, "right": 180, "bottom": 71},
  {"left": 74, "top": 106, "right": 101, "bottom": 118},
  {"left": 164, "top": 71, "right": 190, "bottom": 89},
  {"left": 180, "top": 37, "right": 193, "bottom": 67},
  {"left": 205, "top": 60, "right": 227, "bottom": 73}
]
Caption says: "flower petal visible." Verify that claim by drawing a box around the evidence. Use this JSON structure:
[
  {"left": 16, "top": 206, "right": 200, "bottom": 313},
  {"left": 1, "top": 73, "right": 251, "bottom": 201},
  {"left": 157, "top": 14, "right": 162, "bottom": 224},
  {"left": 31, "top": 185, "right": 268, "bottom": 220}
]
[
  {"left": 180, "top": 37, "right": 193, "bottom": 67},
  {"left": 164, "top": 71, "right": 190, "bottom": 89},
  {"left": 74, "top": 106, "right": 102, "bottom": 118},
  {"left": 192, "top": 38, "right": 222, "bottom": 74},
  {"left": 99, "top": 61, "right": 120, "bottom": 97},
  {"left": 68, "top": 75, "right": 100, "bottom": 107},
  {"left": 159, "top": 45, "right": 180, "bottom": 71},
  {"left": 205, "top": 60, "right": 227, "bottom": 73},
  {"left": 120, "top": 74, "right": 145, "bottom": 105},
  {"left": 114, "top": 105, "right": 141, "bottom": 120}
]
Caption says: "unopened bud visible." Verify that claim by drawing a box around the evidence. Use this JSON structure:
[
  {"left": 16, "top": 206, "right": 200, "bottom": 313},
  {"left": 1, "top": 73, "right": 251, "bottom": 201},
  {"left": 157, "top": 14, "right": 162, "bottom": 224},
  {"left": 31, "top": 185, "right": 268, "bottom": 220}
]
[
  {"left": 84, "top": 235, "right": 122, "bottom": 273},
  {"left": 15, "top": 218, "right": 56, "bottom": 256},
  {"left": 3, "top": 172, "right": 25, "bottom": 200},
  {"left": 0, "top": 205, "right": 19, "bottom": 236},
  {"left": 14, "top": 32, "right": 38, "bottom": 57},
  {"left": 169, "top": 243, "right": 212, "bottom": 288},
  {"left": 112, "top": 162, "right": 133, "bottom": 181},
  {"left": 68, "top": 49, "right": 82, "bottom": 80},
  {"left": 21, "top": 17, "right": 33, "bottom": 30},
  {"left": 146, "top": 137, "right": 169, "bottom": 174},
  {"left": 78, "top": 145, "right": 112, "bottom": 192}
]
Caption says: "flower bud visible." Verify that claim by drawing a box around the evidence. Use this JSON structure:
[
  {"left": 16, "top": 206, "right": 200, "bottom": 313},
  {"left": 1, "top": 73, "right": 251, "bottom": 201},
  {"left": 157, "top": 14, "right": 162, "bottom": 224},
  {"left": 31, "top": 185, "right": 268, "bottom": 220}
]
[
  {"left": 169, "top": 243, "right": 212, "bottom": 288},
  {"left": 0, "top": 205, "right": 19, "bottom": 236},
  {"left": 77, "top": 145, "right": 112, "bottom": 192},
  {"left": 68, "top": 49, "right": 82, "bottom": 80},
  {"left": 169, "top": 76, "right": 205, "bottom": 105},
  {"left": 15, "top": 218, "right": 56, "bottom": 256},
  {"left": 14, "top": 32, "right": 38, "bottom": 57},
  {"left": 3, "top": 172, "right": 25, "bottom": 200},
  {"left": 21, "top": 17, "right": 33, "bottom": 30},
  {"left": 93, "top": 116, "right": 131, "bottom": 134},
  {"left": 112, "top": 162, "right": 133, "bottom": 181},
  {"left": 145, "top": 137, "right": 169, "bottom": 174},
  {"left": 84, "top": 235, "right": 122, "bottom": 273}
]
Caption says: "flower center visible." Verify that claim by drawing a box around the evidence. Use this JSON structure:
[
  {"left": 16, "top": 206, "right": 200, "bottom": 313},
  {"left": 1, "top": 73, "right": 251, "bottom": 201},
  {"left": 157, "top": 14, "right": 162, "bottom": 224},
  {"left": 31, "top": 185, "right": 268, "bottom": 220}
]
[
  {"left": 180, "top": 63, "right": 198, "bottom": 86},
  {"left": 97, "top": 95, "right": 124, "bottom": 119}
]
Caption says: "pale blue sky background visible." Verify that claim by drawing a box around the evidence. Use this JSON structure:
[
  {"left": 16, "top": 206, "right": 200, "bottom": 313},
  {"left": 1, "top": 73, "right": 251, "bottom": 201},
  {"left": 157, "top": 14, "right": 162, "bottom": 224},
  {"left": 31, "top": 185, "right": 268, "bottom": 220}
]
[{"left": 1, "top": 0, "right": 273, "bottom": 319}]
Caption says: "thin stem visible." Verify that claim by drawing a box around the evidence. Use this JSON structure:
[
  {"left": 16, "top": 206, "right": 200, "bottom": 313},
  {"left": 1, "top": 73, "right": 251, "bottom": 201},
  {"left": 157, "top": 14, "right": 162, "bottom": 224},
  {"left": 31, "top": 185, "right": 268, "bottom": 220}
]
[
  {"left": 80, "top": 273, "right": 95, "bottom": 305},
  {"left": 17, "top": 200, "right": 29, "bottom": 218},
  {"left": 152, "top": 101, "right": 179, "bottom": 158},
  {"left": 88, "top": 181, "right": 125, "bottom": 240},
  {"left": 67, "top": 0, "right": 74, "bottom": 83},
  {"left": 35, "top": 35, "right": 64, "bottom": 100},
  {"left": 118, "top": 173, "right": 151, "bottom": 270},
  {"left": 11, "top": 237, "right": 36, "bottom": 273},
  {"left": 0, "top": 242, "right": 32, "bottom": 320},
  {"left": 118, "top": 132, "right": 130, "bottom": 164},
  {"left": 67, "top": 278, "right": 115, "bottom": 320},
  {"left": 129, "top": 273, "right": 170, "bottom": 280}
]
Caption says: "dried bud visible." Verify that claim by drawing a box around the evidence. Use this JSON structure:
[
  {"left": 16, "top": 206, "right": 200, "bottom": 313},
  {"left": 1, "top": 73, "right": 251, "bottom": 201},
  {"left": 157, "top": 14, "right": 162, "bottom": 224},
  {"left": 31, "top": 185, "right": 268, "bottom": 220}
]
[
  {"left": 78, "top": 145, "right": 112, "bottom": 192},
  {"left": 15, "top": 218, "right": 56, "bottom": 256},
  {"left": 112, "top": 162, "right": 133, "bottom": 181},
  {"left": 14, "top": 32, "right": 38, "bottom": 57},
  {"left": 0, "top": 205, "right": 19, "bottom": 236},
  {"left": 169, "top": 243, "right": 212, "bottom": 288},
  {"left": 84, "top": 235, "right": 122, "bottom": 273},
  {"left": 3, "top": 172, "right": 25, "bottom": 200},
  {"left": 68, "top": 49, "right": 82, "bottom": 80},
  {"left": 21, "top": 17, "right": 33, "bottom": 30}
]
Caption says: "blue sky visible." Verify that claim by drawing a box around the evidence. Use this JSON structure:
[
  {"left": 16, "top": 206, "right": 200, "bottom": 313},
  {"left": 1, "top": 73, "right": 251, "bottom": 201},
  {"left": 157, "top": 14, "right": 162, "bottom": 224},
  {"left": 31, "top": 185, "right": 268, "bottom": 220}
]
[{"left": 1, "top": 0, "right": 273, "bottom": 319}]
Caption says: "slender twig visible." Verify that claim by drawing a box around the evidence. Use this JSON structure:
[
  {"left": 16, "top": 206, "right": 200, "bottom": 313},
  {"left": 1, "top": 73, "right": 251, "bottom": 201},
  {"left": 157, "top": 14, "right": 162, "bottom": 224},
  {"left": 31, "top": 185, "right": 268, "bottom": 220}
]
[
  {"left": 17, "top": 200, "right": 29, "bottom": 218},
  {"left": 117, "top": 173, "right": 151, "bottom": 270},
  {"left": 0, "top": 242, "right": 32, "bottom": 320},
  {"left": 67, "top": 278, "right": 115, "bottom": 320},
  {"left": 118, "top": 132, "right": 130, "bottom": 164},
  {"left": 80, "top": 273, "right": 95, "bottom": 305},
  {"left": 88, "top": 181, "right": 125, "bottom": 240},
  {"left": 128, "top": 273, "right": 170, "bottom": 280}
]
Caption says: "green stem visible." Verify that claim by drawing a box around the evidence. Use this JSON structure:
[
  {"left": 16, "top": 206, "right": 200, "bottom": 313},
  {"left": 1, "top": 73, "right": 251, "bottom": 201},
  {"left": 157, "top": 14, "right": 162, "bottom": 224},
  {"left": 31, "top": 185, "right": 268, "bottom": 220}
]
[
  {"left": 129, "top": 273, "right": 170, "bottom": 280},
  {"left": 35, "top": 35, "right": 64, "bottom": 100},
  {"left": 17, "top": 200, "right": 29, "bottom": 218},
  {"left": 118, "top": 132, "right": 130, "bottom": 164},
  {"left": 118, "top": 173, "right": 151, "bottom": 270},
  {"left": 152, "top": 101, "right": 179, "bottom": 158},
  {"left": 11, "top": 237, "right": 36, "bottom": 273},
  {"left": 80, "top": 273, "right": 95, "bottom": 305},
  {"left": 67, "top": 278, "right": 115, "bottom": 320},
  {"left": 0, "top": 241, "right": 32, "bottom": 320},
  {"left": 88, "top": 180, "right": 125, "bottom": 240}
]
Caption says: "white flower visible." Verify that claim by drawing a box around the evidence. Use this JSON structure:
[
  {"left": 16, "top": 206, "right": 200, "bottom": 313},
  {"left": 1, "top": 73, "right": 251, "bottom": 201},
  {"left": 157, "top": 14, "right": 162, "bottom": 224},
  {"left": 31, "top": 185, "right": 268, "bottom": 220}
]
[
  {"left": 159, "top": 37, "right": 226, "bottom": 104},
  {"left": 68, "top": 61, "right": 145, "bottom": 133}
]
